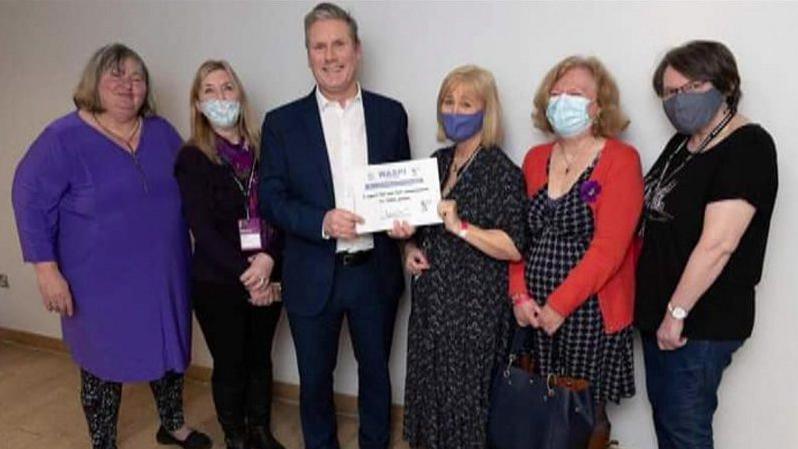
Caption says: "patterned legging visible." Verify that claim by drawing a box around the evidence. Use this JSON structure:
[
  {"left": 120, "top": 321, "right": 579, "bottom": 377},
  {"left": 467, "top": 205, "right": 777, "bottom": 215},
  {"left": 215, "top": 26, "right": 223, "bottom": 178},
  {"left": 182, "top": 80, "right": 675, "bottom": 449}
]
[{"left": 80, "top": 368, "right": 185, "bottom": 449}]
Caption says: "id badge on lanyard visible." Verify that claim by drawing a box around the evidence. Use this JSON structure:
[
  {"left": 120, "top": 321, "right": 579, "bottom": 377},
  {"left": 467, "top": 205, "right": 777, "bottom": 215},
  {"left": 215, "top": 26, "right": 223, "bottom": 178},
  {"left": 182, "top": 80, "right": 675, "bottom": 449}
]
[{"left": 234, "top": 164, "right": 263, "bottom": 251}]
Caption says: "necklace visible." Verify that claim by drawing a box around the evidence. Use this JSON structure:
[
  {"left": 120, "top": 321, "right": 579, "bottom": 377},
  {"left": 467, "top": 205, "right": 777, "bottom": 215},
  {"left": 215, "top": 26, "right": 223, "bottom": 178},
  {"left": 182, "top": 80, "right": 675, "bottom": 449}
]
[
  {"left": 93, "top": 113, "right": 141, "bottom": 152},
  {"left": 443, "top": 145, "right": 482, "bottom": 196},
  {"left": 557, "top": 139, "right": 599, "bottom": 175},
  {"left": 449, "top": 145, "right": 482, "bottom": 177},
  {"left": 561, "top": 150, "right": 576, "bottom": 175}
]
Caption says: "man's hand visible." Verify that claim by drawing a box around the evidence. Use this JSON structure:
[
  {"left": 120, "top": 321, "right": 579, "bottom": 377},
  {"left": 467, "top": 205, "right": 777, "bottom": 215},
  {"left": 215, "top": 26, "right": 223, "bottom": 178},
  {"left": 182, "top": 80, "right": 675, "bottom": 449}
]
[{"left": 323, "top": 209, "right": 364, "bottom": 240}]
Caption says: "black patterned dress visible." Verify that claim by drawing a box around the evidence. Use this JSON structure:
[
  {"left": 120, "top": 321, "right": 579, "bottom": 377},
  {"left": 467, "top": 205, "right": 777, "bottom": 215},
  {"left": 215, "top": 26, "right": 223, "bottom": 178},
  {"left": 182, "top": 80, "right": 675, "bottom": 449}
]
[
  {"left": 524, "top": 157, "right": 635, "bottom": 404},
  {"left": 404, "top": 146, "right": 528, "bottom": 449}
]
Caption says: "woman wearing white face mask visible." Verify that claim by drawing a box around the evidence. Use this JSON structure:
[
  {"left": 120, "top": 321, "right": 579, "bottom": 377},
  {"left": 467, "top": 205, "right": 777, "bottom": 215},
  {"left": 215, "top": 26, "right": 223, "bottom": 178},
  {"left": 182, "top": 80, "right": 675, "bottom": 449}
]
[
  {"left": 508, "top": 56, "right": 643, "bottom": 448},
  {"left": 175, "top": 60, "right": 285, "bottom": 449},
  {"left": 637, "top": 41, "right": 778, "bottom": 449}
]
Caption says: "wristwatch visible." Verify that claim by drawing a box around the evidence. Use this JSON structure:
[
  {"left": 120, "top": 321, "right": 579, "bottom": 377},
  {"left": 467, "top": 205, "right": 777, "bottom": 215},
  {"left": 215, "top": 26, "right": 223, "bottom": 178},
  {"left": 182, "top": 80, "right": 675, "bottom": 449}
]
[{"left": 667, "top": 302, "right": 688, "bottom": 320}]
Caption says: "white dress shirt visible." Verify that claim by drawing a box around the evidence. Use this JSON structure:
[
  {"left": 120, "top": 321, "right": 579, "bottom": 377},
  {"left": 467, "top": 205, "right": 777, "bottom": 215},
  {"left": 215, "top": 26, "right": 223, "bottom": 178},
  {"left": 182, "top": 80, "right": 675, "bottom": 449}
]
[{"left": 316, "top": 85, "right": 374, "bottom": 253}]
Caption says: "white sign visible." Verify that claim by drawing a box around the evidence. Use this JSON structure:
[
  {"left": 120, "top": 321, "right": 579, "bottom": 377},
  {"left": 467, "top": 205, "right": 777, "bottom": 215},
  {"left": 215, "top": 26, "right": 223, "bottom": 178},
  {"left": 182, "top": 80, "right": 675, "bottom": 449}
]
[{"left": 353, "top": 158, "right": 443, "bottom": 234}]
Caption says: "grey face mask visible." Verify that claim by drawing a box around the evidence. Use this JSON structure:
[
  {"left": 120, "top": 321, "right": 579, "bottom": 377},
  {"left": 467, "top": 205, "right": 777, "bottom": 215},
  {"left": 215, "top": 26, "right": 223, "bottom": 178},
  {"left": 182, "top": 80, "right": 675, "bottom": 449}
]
[{"left": 663, "top": 87, "right": 725, "bottom": 135}]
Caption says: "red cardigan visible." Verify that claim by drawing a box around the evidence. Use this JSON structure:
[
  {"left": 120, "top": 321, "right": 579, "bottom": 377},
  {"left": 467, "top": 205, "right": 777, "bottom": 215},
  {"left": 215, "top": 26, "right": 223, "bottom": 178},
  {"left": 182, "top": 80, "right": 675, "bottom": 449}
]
[{"left": 509, "top": 139, "right": 643, "bottom": 333}]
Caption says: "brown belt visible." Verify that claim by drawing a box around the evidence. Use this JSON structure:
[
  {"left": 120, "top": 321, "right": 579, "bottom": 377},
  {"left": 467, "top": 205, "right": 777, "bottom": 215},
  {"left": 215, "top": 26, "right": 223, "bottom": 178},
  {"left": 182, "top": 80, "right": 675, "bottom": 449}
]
[{"left": 514, "top": 354, "right": 590, "bottom": 392}]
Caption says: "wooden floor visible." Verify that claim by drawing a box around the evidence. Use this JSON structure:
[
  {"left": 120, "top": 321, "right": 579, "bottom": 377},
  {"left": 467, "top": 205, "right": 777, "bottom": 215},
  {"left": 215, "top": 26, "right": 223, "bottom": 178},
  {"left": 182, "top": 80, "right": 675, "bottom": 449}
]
[{"left": 0, "top": 341, "right": 410, "bottom": 449}]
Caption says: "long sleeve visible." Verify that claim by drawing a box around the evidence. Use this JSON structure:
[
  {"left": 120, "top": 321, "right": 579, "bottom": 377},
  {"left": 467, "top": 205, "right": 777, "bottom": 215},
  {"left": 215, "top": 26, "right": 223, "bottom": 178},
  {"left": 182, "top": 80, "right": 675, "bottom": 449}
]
[
  {"left": 546, "top": 147, "right": 644, "bottom": 318},
  {"left": 259, "top": 111, "right": 328, "bottom": 242},
  {"left": 174, "top": 148, "right": 249, "bottom": 279},
  {"left": 397, "top": 106, "right": 411, "bottom": 162},
  {"left": 12, "top": 128, "right": 70, "bottom": 263}
]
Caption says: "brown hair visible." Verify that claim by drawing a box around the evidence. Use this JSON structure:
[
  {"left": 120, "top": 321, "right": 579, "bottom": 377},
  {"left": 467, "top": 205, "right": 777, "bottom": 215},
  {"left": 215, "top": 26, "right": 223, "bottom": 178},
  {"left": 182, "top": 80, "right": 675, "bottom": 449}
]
[
  {"left": 73, "top": 43, "right": 155, "bottom": 116},
  {"left": 436, "top": 65, "right": 503, "bottom": 148},
  {"left": 652, "top": 40, "right": 741, "bottom": 109},
  {"left": 304, "top": 2, "right": 360, "bottom": 48},
  {"left": 532, "top": 56, "right": 629, "bottom": 138},
  {"left": 187, "top": 60, "right": 260, "bottom": 163}
]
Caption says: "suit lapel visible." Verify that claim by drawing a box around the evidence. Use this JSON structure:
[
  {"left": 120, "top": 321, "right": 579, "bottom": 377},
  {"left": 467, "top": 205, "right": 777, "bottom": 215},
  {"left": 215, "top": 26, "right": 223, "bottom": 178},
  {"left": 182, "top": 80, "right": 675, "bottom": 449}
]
[
  {"left": 362, "top": 90, "right": 383, "bottom": 165},
  {"left": 301, "top": 90, "right": 334, "bottom": 201}
]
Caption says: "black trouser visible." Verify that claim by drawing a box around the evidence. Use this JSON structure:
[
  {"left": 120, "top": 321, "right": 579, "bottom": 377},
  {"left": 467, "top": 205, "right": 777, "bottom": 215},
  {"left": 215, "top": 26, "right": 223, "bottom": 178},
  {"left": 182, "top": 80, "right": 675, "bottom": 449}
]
[
  {"left": 192, "top": 280, "right": 282, "bottom": 439},
  {"left": 80, "top": 369, "right": 184, "bottom": 449}
]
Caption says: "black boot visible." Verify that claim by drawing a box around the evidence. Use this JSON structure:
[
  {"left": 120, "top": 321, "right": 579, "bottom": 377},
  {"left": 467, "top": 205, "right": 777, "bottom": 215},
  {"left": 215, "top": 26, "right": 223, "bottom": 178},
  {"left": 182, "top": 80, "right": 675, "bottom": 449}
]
[
  {"left": 212, "top": 382, "right": 248, "bottom": 449},
  {"left": 245, "top": 372, "right": 284, "bottom": 449},
  {"left": 247, "top": 426, "right": 285, "bottom": 449},
  {"left": 224, "top": 435, "right": 248, "bottom": 449}
]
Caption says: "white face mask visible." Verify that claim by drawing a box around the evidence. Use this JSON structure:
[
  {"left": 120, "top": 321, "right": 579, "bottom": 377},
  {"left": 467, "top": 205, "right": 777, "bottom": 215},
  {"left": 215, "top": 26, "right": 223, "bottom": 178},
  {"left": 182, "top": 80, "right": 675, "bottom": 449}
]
[
  {"left": 200, "top": 99, "right": 241, "bottom": 128},
  {"left": 546, "top": 94, "right": 593, "bottom": 138}
]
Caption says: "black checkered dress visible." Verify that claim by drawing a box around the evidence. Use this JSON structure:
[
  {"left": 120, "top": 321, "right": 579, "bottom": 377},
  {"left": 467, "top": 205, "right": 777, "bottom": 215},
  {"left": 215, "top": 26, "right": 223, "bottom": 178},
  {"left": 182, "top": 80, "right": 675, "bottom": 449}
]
[{"left": 524, "top": 160, "right": 635, "bottom": 404}]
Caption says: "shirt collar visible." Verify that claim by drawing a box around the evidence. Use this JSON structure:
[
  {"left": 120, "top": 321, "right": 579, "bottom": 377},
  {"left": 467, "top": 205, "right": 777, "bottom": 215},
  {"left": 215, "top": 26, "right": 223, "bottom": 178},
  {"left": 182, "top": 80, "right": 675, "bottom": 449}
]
[{"left": 315, "top": 83, "right": 362, "bottom": 111}]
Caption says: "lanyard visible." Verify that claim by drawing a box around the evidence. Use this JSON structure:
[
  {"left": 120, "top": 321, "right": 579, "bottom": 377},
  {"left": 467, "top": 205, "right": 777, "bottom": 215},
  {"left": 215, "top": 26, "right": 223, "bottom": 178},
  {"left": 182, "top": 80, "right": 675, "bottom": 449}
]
[
  {"left": 228, "top": 162, "right": 257, "bottom": 220},
  {"left": 653, "top": 110, "right": 735, "bottom": 193}
]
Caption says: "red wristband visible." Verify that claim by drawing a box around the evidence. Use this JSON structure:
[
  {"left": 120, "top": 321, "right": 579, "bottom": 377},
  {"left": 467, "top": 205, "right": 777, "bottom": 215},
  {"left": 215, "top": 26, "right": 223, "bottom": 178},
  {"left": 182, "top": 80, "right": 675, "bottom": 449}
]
[
  {"left": 457, "top": 220, "right": 469, "bottom": 239},
  {"left": 511, "top": 293, "right": 531, "bottom": 306}
]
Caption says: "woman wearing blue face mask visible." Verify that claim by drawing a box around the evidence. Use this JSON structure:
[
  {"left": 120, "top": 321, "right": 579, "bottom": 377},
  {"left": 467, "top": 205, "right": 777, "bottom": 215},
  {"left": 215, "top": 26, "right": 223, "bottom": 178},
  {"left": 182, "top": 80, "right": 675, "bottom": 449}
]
[
  {"left": 636, "top": 41, "right": 778, "bottom": 449},
  {"left": 174, "top": 60, "right": 285, "bottom": 449},
  {"left": 508, "top": 56, "right": 643, "bottom": 448},
  {"left": 401, "top": 65, "right": 528, "bottom": 449}
]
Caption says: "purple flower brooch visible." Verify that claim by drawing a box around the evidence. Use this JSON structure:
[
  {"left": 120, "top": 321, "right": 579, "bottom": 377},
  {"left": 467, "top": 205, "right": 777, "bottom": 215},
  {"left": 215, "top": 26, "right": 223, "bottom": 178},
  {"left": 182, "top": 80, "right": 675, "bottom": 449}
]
[{"left": 579, "top": 180, "right": 602, "bottom": 203}]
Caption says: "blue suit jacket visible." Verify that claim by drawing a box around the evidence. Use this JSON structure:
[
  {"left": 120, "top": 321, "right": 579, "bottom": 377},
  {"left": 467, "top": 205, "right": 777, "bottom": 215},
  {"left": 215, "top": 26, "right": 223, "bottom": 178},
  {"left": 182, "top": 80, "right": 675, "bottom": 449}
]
[{"left": 259, "top": 89, "right": 410, "bottom": 316}]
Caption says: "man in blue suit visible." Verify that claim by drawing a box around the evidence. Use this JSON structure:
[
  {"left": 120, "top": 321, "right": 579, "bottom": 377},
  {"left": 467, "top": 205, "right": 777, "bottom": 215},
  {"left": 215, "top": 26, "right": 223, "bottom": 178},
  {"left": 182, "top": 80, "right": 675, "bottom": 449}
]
[{"left": 259, "top": 3, "right": 409, "bottom": 449}]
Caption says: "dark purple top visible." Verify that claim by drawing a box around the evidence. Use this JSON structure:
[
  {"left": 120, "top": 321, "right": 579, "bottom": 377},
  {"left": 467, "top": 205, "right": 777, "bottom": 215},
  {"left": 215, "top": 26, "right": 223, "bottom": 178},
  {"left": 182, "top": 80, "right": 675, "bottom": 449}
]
[
  {"left": 12, "top": 111, "right": 191, "bottom": 382},
  {"left": 175, "top": 140, "right": 283, "bottom": 285}
]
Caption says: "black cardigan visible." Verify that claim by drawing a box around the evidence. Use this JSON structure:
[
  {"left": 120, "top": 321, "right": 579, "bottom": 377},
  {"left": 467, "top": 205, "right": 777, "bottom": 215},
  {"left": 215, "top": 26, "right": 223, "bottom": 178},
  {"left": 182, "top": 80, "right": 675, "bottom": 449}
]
[{"left": 175, "top": 145, "right": 283, "bottom": 285}]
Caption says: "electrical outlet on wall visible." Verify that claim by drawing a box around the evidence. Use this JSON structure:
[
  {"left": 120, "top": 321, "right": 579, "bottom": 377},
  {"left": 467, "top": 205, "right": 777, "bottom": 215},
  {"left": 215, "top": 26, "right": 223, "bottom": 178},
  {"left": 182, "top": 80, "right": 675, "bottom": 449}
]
[{"left": 0, "top": 273, "right": 9, "bottom": 289}]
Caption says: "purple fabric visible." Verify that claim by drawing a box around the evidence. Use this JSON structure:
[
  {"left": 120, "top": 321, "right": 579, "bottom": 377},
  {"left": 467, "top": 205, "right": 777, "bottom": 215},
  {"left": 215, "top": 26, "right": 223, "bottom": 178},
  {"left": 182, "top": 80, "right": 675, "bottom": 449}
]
[
  {"left": 12, "top": 111, "right": 191, "bottom": 382},
  {"left": 214, "top": 134, "right": 281, "bottom": 254},
  {"left": 215, "top": 134, "right": 253, "bottom": 179}
]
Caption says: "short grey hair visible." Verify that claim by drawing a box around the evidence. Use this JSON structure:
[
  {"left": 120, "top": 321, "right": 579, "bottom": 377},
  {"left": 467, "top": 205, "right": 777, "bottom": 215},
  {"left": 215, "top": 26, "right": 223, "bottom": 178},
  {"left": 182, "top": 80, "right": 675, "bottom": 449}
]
[{"left": 304, "top": 2, "right": 360, "bottom": 48}]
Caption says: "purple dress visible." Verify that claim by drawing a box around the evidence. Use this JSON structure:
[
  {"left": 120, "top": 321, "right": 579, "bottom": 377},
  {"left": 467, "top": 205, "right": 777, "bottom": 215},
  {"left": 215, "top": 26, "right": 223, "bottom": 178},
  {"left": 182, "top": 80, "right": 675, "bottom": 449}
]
[{"left": 12, "top": 111, "right": 192, "bottom": 382}]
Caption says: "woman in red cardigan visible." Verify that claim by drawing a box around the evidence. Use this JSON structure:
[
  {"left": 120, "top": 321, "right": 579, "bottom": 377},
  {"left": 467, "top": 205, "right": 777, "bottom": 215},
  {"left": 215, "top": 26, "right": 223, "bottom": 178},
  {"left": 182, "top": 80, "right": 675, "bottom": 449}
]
[{"left": 508, "top": 56, "right": 643, "bottom": 448}]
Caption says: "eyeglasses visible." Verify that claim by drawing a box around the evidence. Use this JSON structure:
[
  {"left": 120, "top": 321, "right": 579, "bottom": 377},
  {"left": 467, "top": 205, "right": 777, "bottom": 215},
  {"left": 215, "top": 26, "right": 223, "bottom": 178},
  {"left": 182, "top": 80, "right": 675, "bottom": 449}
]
[{"left": 662, "top": 79, "right": 708, "bottom": 99}]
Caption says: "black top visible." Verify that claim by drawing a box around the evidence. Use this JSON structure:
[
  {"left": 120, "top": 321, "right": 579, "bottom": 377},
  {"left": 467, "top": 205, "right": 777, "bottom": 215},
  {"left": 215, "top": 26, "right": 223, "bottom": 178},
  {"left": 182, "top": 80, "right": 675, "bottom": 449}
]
[
  {"left": 636, "top": 124, "right": 778, "bottom": 340},
  {"left": 175, "top": 145, "right": 283, "bottom": 285}
]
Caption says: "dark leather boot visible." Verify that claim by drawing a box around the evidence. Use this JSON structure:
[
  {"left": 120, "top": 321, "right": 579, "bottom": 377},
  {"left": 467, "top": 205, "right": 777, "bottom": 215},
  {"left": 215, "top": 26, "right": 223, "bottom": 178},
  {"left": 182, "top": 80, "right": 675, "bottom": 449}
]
[
  {"left": 213, "top": 382, "right": 248, "bottom": 449},
  {"left": 247, "top": 426, "right": 285, "bottom": 449},
  {"left": 224, "top": 435, "right": 248, "bottom": 449}
]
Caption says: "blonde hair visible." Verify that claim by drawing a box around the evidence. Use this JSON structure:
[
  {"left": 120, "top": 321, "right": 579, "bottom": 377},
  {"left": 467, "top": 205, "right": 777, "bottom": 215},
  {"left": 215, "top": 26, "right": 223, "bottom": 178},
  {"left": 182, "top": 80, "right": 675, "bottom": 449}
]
[
  {"left": 73, "top": 43, "right": 155, "bottom": 116},
  {"left": 187, "top": 60, "right": 260, "bottom": 162},
  {"left": 436, "top": 65, "right": 503, "bottom": 148},
  {"left": 532, "top": 56, "right": 629, "bottom": 138}
]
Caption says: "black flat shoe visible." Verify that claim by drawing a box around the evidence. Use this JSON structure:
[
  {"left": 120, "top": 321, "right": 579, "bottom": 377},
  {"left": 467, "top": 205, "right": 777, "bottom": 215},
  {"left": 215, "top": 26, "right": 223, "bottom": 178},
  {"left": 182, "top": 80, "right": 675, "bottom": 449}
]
[
  {"left": 248, "top": 425, "right": 285, "bottom": 449},
  {"left": 156, "top": 426, "right": 213, "bottom": 449}
]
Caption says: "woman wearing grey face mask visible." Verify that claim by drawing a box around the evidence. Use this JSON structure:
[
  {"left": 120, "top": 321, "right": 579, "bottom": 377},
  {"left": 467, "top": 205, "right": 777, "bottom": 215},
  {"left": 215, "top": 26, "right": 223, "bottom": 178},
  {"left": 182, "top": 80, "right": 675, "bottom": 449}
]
[{"left": 636, "top": 41, "right": 778, "bottom": 449}]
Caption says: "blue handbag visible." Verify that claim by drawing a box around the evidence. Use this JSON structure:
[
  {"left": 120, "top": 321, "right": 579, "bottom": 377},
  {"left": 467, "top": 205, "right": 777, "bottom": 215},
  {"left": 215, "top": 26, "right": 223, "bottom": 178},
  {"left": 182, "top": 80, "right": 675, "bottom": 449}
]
[{"left": 487, "top": 327, "right": 595, "bottom": 449}]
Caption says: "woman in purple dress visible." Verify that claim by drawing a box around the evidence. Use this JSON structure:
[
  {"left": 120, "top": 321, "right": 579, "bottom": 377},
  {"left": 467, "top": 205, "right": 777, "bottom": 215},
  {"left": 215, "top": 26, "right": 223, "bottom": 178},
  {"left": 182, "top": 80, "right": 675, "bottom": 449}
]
[
  {"left": 11, "top": 43, "right": 211, "bottom": 449},
  {"left": 175, "top": 60, "right": 285, "bottom": 449}
]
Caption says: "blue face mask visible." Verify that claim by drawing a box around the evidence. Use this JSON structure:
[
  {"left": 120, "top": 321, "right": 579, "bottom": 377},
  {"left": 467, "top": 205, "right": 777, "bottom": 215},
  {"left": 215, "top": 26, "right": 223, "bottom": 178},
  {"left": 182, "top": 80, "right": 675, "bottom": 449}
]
[
  {"left": 546, "top": 94, "right": 593, "bottom": 138},
  {"left": 442, "top": 111, "right": 484, "bottom": 142},
  {"left": 200, "top": 99, "right": 241, "bottom": 128}
]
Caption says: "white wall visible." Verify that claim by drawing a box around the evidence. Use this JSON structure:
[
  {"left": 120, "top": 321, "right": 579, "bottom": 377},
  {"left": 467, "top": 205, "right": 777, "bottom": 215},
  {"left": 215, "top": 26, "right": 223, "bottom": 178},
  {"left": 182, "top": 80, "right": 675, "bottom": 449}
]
[{"left": 1, "top": 2, "right": 796, "bottom": 448}]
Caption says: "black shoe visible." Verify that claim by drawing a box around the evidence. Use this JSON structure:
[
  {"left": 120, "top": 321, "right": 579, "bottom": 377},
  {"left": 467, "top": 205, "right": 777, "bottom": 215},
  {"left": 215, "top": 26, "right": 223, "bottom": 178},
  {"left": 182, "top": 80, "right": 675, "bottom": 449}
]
[
  {"left": 247, "top": 426, "right": 285, "bottom": 449},
  {"left": 156, "top": 426, "right": 213, "bottom": 449}
]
